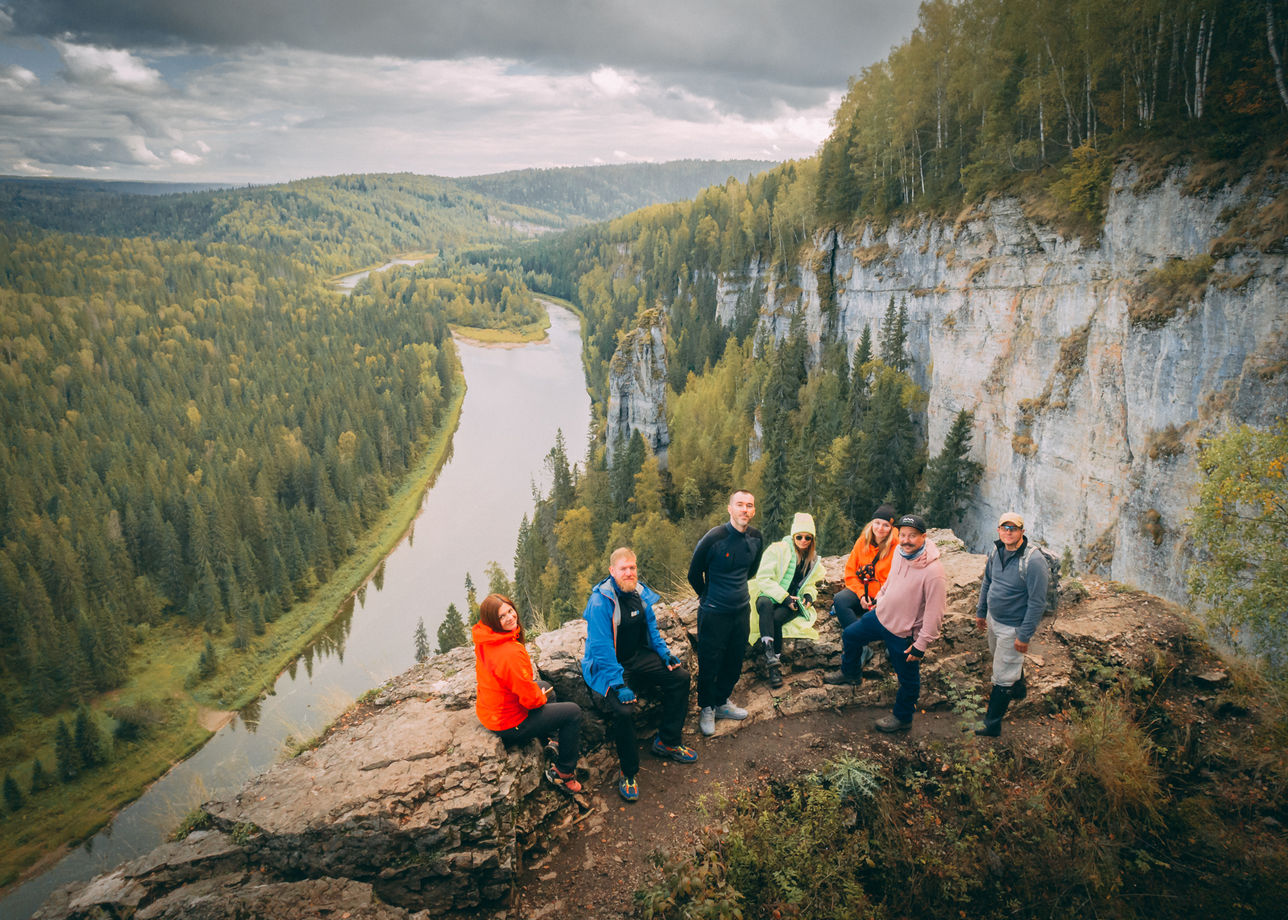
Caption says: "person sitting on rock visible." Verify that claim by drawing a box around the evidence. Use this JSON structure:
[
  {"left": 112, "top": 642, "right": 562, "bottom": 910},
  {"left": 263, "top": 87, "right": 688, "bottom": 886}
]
[
  {"left": 748, "top": 511, "right": 824, "bottom": 689},
  {"left": 825, "top": 514, "right": 946, "bottom": 734},
  {"left": 830, "top": 504, "right": 898, "bottom": 629},
  {"left": 473, "top": 593, "right": 583, "bottom": 794},
  {"left": 581, "top": 547, "right": 696, "bottom": 803},
  {"left": 974, "top": 511, "right": 1049, "bottom": 737}
]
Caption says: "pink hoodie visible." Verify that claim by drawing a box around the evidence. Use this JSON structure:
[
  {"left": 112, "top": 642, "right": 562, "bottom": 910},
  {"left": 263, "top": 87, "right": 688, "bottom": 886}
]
[{"left": 873, "top": 537, "right": 946, "bottom": 652}]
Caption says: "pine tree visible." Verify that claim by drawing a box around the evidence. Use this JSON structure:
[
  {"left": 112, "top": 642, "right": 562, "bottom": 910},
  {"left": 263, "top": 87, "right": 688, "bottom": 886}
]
[
  {"left": 3, "top": 772, "right": 22, "bottom": 813},
  {"left": 198, "top": 637, "right": 218, "bottom": 680},
  {"left": 413, "top": 617, "right": 431, "bottom": 662},
  {"left": 847, "top": 325, "right": 873, "bottom": 428},
  {"left": 29, "top": 757, "right": 51, "bottom": 793},
  {"left": 879, "top": 296, "right": 910, "bottom": 372},
  {"left": 920, "top": 409, "right": 983, "bottom": 527},
  {"left": 436, "top": 603, "right": 468, "bottom": 654},
  {"left": 74, "top": 706, "right": 107, "bottom": 769},
  {"left": 54, "top": 719, "right": 78, "bottom": 782},
  {"left": 464, "top": 572, "right": 480, "bottom": 624}
]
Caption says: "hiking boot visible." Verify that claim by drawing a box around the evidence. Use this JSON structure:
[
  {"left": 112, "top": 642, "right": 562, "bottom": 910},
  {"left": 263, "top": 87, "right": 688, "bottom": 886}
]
[
  {"left": 651, "top": 734, "right": 698, "bottom": 763},
  {"left": 767, "top": 663, "right": 784, "bottom": 689},
  {"left": 823, "top": 669, "right": 862, "bottom": 686},
  {"left": 874, "top": 715, "right": 912, "bottom": 733},
  {"left": 699, "top": 706, "right": 716, "bottom": 736},
  {"left": 544, "top": 766, "right": 583, "bottom": 795},
  {"left": 542, "top": 739, "right": 559, "bottom": 763},
  {"left": 714, "top": 702, "right": 748, "bottom": 721},
  {"left": 617, "top": 773, "right": 639, "bottom": 802}
]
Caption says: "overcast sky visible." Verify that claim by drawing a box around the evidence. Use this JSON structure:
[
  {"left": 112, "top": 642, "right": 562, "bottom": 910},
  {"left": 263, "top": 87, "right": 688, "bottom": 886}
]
[{"left": 0, "top": 1, "right": 921, "bottom": 184}]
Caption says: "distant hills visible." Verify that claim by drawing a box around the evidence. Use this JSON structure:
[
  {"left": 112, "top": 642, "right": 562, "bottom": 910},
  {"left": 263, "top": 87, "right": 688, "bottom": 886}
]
[
  {"left": 455, "top": 159, "right": 776, "bottom": 222},
  {"left": 0, "top": 158, "right": 777, "bottom": 255}
]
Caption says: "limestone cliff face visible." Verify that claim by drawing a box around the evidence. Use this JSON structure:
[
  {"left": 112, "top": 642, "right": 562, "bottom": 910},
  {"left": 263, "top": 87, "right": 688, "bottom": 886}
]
[
  {"left": 606, "top": 308, "right": 670, "bottom": 467},
  {"left": 715, "top": 167, "right": 1287, "bottom": 603}
]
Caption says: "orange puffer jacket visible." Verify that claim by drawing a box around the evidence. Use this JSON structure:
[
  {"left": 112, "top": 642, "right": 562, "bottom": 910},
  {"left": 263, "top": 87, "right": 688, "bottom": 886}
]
[
  {"left": 843, "top": 536, "right": 894, "bottom": 600},
  {"left": 473, "top": 621, "right": 547, "bottom": 731}
]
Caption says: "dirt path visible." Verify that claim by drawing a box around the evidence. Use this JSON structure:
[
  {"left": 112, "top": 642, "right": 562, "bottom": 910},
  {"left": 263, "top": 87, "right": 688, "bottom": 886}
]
[{"left": 515, "top": 703, "right": 1062, "bottom": 919}]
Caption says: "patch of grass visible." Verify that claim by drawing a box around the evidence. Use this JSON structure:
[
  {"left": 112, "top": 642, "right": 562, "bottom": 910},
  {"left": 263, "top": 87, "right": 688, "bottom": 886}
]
[
  {"left": 1147, "top": 422, "right": 1191, "bottom": 461},
  {"left": 1129, "top": 254, "right": 1216, "bottom": 329},
  {"left": 637, "top": 687, "right": 1288, "bottom": 920}
]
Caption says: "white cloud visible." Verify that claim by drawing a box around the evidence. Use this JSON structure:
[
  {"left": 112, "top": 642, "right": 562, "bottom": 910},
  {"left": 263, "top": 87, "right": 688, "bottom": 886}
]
[
  {"left": 170, "top": 147, "right": 203, "bottom": 165},
  {"left": 54, "top": 40, "right": 163, "bottom": 90},
  {"left": 122, "top": 135, "right": 162, "bottom": 163},
  {"left": 1, "top": 64, "right": 36, "bottom": 86},
  {"left": 10, "top": 158, "right": 51, "bottom": 175},
  {"left": 590, "top": 67, "right": 637, "bottom": 98}
]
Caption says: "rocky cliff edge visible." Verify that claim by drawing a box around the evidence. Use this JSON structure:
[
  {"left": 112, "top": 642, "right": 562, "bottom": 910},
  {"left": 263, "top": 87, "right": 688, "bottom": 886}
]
[{"left": 33, "top": 533, "right": 1196, "bottom": 920}]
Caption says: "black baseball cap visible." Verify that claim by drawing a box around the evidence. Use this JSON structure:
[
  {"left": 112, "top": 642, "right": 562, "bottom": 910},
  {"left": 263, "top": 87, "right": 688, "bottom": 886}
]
[{"left": 896, "top": 514, "right": 927, "bottom": 533}]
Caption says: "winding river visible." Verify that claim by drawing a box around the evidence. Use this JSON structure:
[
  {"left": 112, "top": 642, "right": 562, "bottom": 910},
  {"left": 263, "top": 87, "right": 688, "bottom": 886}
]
[{"left": 4, "top": 294, "right": 590, "bottom": 919}]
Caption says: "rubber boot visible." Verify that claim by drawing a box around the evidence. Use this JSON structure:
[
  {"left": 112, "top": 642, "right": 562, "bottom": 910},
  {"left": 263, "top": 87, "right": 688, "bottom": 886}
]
[
  {"left": 974, "top": 684, "right": 1012, "bottom": 737},
  {"left": 1009, "top": 671, "right": 1027, "bottom": 701}
]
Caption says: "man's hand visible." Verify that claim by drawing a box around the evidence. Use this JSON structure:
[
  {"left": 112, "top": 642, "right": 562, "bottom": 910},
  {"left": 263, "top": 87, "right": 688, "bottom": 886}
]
[
  {"left": 975, "top": 616, "right": 987, "bottom": 631},
  {"left": 664, "top": 653, "right": 682, "bottom": 671},
  {"left": 904, "top": 644, "right": 925, "bottom": 663},
  {"left": 787, "top": 596, "right": 799, "bottom": 611},
  {"left": 614, "top": 685, "right": 637, "bottom": 705},
  {"left": 1013, "top": 638, "right": 1029, "bottom": 654},
  {"left": 860, "top": 596, "right": 874, "bottom": 610}
]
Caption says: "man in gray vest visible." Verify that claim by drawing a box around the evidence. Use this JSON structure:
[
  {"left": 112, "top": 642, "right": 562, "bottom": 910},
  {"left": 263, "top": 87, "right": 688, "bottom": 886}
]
[{"left": 974, "top": 511, "right": 1048, "bottom": 737}]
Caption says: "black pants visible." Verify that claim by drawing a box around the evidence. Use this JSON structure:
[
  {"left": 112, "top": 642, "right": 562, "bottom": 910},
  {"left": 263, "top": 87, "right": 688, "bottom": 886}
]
[
  {"left": 696, "top": 604, "right": 749, "bottom": 708},
  {"left": 831, "top": 587, "right": 870, "bottom": 629},
  {"left": 592, "top": 649, "right": 690, "bottom": 778},
  {"left": 755, "top": 595, "right": 805, "bottom": 654},
  {"left": 495, "top": 687, "right": 580, "bottom": 775}
]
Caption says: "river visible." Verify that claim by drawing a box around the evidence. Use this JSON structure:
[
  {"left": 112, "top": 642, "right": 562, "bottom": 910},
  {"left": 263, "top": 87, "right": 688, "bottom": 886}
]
[{"left": 4, "top": 298, "right": 590, "bottom": 919}]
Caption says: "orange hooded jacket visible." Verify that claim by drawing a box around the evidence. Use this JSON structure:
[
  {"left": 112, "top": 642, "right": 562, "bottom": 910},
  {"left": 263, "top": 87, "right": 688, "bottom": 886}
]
[{"left": 472, "top": 621, "right": 548, "bottom": 731}]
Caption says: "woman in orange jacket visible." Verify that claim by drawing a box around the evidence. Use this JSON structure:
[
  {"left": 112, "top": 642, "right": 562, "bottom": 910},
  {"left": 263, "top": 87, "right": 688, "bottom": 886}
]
[
  {"left": 473, "top": 593, "right": 582, "bottom": 793},
  {"left": 830, "top": 504, "right": 897, "bottom": 629}
]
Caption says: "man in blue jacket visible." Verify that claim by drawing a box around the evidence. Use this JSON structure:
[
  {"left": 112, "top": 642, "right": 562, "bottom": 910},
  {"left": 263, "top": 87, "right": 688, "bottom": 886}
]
[
  {"left": 581, "top": 547, "right": 696, "bottom": 803},
  {"left": 974, "top": 511, "right": 1049, "bottom": 737}
]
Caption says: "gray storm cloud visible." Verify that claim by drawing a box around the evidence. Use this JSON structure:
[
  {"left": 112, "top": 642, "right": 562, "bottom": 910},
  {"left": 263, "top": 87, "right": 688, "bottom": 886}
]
[{"left": 6, "top": 0, "right": 916, "bottom": 111}]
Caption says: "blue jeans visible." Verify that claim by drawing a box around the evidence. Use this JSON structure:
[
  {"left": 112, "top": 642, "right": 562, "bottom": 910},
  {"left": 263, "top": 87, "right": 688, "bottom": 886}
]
[{"left": 840, "top": 610, "right": 921, "bottom": 723}]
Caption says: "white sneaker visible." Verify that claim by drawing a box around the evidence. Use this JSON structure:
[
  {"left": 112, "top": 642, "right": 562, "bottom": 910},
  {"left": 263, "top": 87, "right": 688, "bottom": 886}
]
[
  {"left": 713, "top": 702, "right": 747, "bottom": 720},
  {"left": 699, "top": 706, "right": 716, "bottom": 736}
]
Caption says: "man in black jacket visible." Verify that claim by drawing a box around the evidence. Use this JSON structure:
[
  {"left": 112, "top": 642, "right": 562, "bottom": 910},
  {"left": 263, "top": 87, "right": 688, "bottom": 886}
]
[{"left": 688, "top": 489, "right": 764, "bottom": 736}]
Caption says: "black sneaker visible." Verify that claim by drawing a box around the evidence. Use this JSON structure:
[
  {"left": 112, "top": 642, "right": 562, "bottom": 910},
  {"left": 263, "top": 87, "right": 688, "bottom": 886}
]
[
  {"left": 823, "top": 669, "right": 861, "bottom": 686},
  {"left": 767, "top": 664, "right": 783, "bottom": 689}
]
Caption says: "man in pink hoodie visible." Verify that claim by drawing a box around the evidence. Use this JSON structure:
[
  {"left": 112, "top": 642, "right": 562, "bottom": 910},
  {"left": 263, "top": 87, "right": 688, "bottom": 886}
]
[{"left": 825, "top": 514, "right": 946, "bottom": 732}]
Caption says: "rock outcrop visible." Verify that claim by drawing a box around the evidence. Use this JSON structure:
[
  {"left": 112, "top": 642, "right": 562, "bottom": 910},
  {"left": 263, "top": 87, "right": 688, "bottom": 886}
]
[
  {"left": 606, "top": 307, "right": 670, "bottom": 467},
  {"left": 34, "top": 533, "right": 1190, "bottom": 919},
  {"left": 716, "top": 166, "right": 1286, "bottom": 604}
]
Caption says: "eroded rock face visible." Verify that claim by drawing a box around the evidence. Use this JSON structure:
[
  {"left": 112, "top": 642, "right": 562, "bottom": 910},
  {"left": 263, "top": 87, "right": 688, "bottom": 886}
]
[
  {"left": 715, "top": 167, "right": 1287, "bottom": 604},
  {"left": 34, "top": 535, "right": 1188, "bottom": 919},
  {"left": 606, "top": 308, "right": 669, "bottom": 467}
]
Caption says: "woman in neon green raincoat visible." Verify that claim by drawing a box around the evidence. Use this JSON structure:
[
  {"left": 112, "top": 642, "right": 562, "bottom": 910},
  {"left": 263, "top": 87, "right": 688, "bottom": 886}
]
[{"left": 748, "top": 512, "right": 823, "bottom": 688}]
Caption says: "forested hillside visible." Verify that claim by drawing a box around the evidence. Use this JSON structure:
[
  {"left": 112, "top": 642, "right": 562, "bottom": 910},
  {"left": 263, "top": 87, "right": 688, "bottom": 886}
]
[
  {"left": 457, "top": 159, "right": 775, "bottom": 223},
  {"left": 503, "top": 0, "right": 1288, "bottom": 630},
  {"left": 0, "top": 228, "right": 458, "bottom": 711}
]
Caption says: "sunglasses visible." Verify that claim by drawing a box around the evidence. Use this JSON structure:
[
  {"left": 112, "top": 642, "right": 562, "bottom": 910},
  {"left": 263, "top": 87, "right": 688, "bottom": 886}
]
[
  {"left": 999, "top": 524, "right": 1022, "bottom": 532},
  {"left": 794, "top": 534, "right": 813, "bottom": 542}
]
